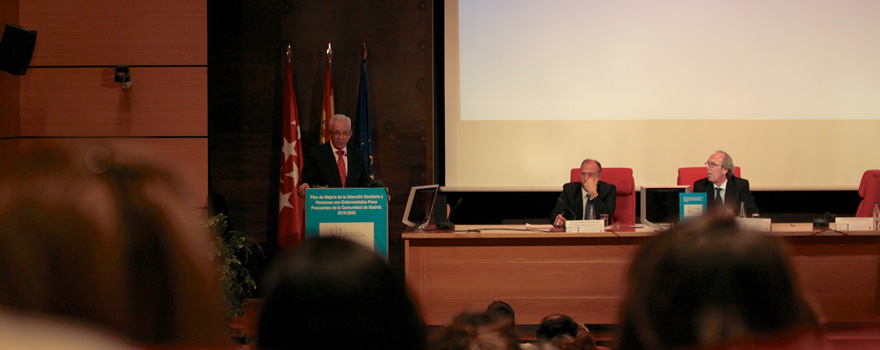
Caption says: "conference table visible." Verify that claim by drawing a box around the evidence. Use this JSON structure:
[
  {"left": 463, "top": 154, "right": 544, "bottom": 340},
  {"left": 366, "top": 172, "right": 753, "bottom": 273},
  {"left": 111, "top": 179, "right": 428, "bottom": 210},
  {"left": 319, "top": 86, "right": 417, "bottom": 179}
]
[{"left": 403, "top": 224, "right": 880, "bottom": 326}]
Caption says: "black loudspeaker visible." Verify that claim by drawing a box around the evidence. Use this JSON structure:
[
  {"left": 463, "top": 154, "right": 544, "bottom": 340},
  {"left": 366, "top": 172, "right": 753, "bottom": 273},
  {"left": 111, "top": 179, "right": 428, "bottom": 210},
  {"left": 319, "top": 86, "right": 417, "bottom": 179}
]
[
  {"left": 0, "top": 24, "right": 38, "bottom": 75},
  {"left": 433, "top": 193, "right": 449, "bottom": 225}
]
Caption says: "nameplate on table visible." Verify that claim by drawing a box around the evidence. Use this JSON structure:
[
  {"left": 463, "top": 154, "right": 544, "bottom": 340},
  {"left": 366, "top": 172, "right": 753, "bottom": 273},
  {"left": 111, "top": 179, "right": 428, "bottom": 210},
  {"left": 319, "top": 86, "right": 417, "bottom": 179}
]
[
  {"left": 834, "top": 217, "right": 873, "bottom": 231},
  {"left": 735, "top": 217, "right": 771, "bottom": 231},
  {"left": 565, "top": 220, "right": 605, "bottom": 233}
]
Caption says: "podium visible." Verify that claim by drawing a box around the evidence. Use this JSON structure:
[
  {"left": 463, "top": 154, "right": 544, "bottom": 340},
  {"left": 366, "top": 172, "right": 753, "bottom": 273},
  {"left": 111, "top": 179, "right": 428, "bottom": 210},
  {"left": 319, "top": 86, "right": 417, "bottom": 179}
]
[{"left": 304, "top": 187, "right": 389, "bottom": 259}]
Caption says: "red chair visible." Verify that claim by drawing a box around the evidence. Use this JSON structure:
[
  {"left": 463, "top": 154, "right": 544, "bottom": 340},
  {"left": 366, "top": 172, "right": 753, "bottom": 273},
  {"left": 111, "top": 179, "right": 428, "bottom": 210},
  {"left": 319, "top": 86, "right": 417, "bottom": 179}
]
[
  {"left": 677, "top": 166, "right": 741, "bottom": 191},
  {"left": 570, "top": 167, "right": 636, "bottom": 225},
  {"left": 856, "top": 170, "right": 880, "bottom": 217}
]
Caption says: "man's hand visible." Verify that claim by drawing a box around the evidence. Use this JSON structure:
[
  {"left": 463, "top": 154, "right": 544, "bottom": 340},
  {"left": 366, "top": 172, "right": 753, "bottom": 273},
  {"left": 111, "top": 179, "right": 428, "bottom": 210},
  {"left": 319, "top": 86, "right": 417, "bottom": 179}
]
[
  {"left": 582, "top": 177, "right": 599, "bottom": 198},
  {"left": 554, "top": 213, "right": 567, "bottom": 227},
  {"left": 297, "top": 183, "right": 310, "bottom": 197}
]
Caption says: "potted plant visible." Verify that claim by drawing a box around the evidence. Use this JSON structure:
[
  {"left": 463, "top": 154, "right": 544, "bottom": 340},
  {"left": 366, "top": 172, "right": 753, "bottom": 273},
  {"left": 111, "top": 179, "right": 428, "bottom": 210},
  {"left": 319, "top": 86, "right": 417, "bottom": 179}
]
[{"left": 207, "top": 213, "right": 263, "bottom": 339}]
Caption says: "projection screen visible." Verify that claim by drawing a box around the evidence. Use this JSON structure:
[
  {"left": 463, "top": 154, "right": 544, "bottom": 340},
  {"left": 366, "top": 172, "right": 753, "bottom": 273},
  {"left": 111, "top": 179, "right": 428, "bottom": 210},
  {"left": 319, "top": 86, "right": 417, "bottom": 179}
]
[{"left": 443, "top": 0, "right": 880, "bottom": 191}]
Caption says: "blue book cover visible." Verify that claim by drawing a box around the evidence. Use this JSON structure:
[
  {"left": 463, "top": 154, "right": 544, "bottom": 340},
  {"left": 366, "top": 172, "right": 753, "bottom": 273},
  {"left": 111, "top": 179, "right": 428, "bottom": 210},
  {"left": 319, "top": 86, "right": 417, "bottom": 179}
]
[{"left": 680, "top": 193, "right": 707, "bottom": 222}]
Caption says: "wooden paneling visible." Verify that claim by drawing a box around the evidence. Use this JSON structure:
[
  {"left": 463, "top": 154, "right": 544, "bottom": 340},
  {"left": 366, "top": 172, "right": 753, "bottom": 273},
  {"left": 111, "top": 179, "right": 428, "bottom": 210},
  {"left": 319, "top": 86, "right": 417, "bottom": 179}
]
[
  {"left": 407, "top": 234, "right": 641, "bottom": 325},
  {"left": 20, "top": 67, "right": 206, "bottom": 137},
  {"left": 0, "top": 75, "right": 19, "bottom": 138},
  {"left": 17, "top": 138, "right": 208, "bottom": 208},
  {"left": 406, "top": 229, "right": 880, "bottom": 326},
  {"left": 0, "top": 140, "right": 21, "bottom": 174},
  {"left": 787, "top": 239, "right": 880, "bottom": 322},
  {"left": 0, "top": 0, "right": 20, "bottom": 137},
  {"left": 20, "top": 0, "right": 206, "bottom": 66}
]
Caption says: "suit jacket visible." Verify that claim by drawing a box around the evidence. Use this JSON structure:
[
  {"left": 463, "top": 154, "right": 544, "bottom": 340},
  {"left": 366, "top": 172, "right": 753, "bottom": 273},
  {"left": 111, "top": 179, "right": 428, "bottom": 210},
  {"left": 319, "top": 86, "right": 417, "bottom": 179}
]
[
  {"left": 550, "top": 181, "right": 617, "bottom": 222},
  {"left": 301, "top": 143, "right": 370, "bottom": 188},
  {"left": 693, "top": 176, "right": 759, "bottom": 215}
]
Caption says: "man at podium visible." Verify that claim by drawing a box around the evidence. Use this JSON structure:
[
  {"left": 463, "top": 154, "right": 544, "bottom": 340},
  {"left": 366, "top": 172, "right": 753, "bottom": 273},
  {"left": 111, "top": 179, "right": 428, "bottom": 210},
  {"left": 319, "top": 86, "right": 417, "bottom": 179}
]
[
  {"left": 298, "top": 114, "right": 370, "bottom": 196},
  {"left": 551, "top": 159, "right": 616, "bottom": 227},
  {"left": 692, "top": 150, "right": 758, "bottom": 215}
]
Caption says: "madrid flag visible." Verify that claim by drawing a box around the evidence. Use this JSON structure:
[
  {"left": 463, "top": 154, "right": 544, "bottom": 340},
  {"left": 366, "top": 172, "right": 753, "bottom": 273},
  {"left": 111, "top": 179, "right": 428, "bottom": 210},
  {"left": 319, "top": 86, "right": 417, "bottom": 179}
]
[{"left": 278, "top": 54, "right": 304, "bottom": 249}]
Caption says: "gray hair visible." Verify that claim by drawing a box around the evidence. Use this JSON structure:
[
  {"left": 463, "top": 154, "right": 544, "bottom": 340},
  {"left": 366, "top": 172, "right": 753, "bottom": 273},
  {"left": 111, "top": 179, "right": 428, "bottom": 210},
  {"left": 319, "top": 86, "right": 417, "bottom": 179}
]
[
  {"left": 329, "top": 114, "right": 352, "bottom": 129},
  {"left": 716, "top": 150, "right": 735, "bottom": 177}
]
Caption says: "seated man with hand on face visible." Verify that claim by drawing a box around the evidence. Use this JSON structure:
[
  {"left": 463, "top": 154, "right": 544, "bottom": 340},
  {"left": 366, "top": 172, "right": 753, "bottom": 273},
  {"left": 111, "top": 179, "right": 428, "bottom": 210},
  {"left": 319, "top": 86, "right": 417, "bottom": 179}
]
[
  {"left": 550, "top": 159, "right": 616, "bottom": 227},
  {"left": 298, "top": 114, "right": 371, "bottom": 197},
  {"left": 693, "top": 150, "right": 758, "bottom": 216}
]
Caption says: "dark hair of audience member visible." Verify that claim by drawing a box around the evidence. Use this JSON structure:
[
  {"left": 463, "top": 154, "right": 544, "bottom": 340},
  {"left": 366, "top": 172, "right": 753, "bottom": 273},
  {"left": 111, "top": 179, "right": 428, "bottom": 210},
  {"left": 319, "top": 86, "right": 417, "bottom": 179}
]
[
  {"left": 0, "top": 144, "right": 228, "bottom": 346},
  {"left": 486, "top": 300, "right": 516, "bottom": 325},
  {"left": 536, "top": 313, "right": 598, "bottom": 350},
  {"left": 615, "top": 213, "right": 820, "bottom": 350},
  {"left": 428, "top": 311, "right": 518, "bottom": 350},
  {"left": 257, "top": 236, "right": 426, "bottom": 350}
]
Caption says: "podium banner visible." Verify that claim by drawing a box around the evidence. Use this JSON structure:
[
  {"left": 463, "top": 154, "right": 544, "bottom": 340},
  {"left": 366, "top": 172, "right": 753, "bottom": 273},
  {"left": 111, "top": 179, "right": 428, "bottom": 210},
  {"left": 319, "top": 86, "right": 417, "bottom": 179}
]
[{"left": 304, "top": 188, "right": 389, "bottom": 259}]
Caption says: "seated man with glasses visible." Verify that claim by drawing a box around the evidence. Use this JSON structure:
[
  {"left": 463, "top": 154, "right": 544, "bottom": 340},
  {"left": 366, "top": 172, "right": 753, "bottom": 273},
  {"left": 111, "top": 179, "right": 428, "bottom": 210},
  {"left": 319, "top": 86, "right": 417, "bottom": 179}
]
[
  {"left": 692, "top": 150, "right": 758, "bottom": 215},
  {"left": 298, "top": 114, "right": 371, "bottom": 197}
]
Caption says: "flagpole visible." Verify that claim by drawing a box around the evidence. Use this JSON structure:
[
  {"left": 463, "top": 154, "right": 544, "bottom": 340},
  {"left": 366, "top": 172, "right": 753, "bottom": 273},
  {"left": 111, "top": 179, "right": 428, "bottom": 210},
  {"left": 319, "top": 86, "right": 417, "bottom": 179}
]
[{"left": 320, "top": 43, "right": 334, "bottom": 144}]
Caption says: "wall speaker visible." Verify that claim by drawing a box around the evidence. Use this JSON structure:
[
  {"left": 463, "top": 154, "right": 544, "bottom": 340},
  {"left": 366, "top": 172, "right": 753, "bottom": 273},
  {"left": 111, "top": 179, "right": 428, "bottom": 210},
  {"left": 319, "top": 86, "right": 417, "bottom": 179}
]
[{"left": 0, "top": 24, "right": 38, "bottom": 75}]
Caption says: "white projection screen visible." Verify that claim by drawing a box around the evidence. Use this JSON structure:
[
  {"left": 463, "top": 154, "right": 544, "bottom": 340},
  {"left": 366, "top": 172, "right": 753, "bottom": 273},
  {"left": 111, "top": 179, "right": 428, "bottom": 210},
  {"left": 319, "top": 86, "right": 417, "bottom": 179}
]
[{"left": 443, "top": 0, "right": 880, "bottom": 191}]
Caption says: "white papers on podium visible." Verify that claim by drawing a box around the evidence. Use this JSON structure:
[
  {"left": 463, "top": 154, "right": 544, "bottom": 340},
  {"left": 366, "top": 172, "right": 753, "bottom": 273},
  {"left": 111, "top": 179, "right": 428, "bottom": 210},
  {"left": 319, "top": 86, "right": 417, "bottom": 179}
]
[
  {"left": 735, "top": 217, "right": 771, "bottom": 231},
  {"left": 565, "top": 220, "right": 605, "bottom": 233},
  {"left": 834, "top": 217, "right": 873, "bottom": 231}
]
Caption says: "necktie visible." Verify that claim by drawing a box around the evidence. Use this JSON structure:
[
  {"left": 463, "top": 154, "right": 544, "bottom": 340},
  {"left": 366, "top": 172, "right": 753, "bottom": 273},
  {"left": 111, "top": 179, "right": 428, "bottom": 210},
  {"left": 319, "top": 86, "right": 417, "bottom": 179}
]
[
  {"left": 715, "top": 187, "right": 723, "bottom": 204},
  {"left": 583, "top": 194, "right": 591, "bottom": 220},
  {"left": 583, "top": 196, "right": 587, "bottom": 220},
  {"left": 336, "top": 150, "right": 347, "bottom": 188}
]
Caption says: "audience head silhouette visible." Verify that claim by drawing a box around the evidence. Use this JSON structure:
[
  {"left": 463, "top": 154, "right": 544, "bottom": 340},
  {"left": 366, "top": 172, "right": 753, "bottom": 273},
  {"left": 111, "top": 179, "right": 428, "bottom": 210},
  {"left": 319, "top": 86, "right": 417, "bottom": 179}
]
[
  {"left": 486, "top": 300, "right": 516, "bottom": 325},
  {"left": 0, "top": 144, "right": 228, "bottom": 346},
  {"left": 536, "top": 313, "right": 598, "bottom": 350},
  {"left": 615, "top": 213, "right": 819, "bottom": 349},
  {"left": 428, "top": 311, "right": 518, "bottom": 350},
  {"left": 258, "top": 236, "right": 425, "bottom": 350}
]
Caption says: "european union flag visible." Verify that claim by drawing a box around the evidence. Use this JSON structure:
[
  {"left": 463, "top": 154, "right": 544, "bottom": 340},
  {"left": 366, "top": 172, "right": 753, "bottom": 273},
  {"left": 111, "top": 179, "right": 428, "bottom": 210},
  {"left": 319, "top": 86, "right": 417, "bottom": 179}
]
[{"left": 356, "top": 45, "right": 374, "bottom": 179}]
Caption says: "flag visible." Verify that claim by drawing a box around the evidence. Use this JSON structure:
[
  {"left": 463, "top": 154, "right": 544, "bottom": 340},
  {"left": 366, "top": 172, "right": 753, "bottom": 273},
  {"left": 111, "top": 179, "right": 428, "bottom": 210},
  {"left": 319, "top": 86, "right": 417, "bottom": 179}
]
[
  {"left": 320, "top": 43, "right": 335, "bottom": 144},
  {"left": 278, "top": 49, "right": 304, "bottom": 249},
  {"left": 356, "top": 44, "right": 374, "bottom": 180}
]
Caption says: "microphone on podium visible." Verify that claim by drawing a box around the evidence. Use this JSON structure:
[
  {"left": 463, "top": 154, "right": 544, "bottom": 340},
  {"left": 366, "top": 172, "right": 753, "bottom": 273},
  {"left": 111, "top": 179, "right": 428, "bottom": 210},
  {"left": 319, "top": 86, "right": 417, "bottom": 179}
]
[{"left": 437, "top": 198, "right": 462, "bottom": 230}]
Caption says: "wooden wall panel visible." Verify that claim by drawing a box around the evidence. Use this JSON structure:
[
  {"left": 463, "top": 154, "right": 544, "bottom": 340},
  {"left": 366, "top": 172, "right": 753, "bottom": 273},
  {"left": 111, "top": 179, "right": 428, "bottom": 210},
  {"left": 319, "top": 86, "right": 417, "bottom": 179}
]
[
  {"left": 0, "top": 140, "right": 21, "bottom": 173},
  {"left": 17, "top": 138, "right": 208, "bottom": 208},
  {"left": 0, "top": 1, "right": 19, "bottom": 138},
  {"left": 20, "top": 0, "right": 206, "bottom": 66},
  {"left": 20, "top": 67, "right": 206, "bottom": 137},
  {"left": 0, "top": 75, "right": 19, "bottom": 138}
]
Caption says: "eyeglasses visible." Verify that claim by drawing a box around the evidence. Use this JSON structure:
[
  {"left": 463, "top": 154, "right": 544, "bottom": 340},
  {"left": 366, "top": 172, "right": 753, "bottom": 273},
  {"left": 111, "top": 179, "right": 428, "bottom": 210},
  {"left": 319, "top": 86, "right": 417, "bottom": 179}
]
[
  {"left": 705, "top": 162, "right": 722, "bottom": 168},
  {"left": 331, "top": 130, "right": 352, "bottom": 136}
]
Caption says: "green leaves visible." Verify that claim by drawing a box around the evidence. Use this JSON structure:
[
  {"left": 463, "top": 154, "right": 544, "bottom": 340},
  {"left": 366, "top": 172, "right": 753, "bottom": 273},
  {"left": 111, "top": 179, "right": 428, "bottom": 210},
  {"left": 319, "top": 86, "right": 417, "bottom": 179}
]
[{"left": 207, "top": 213, "right": 263, "bottom": 320}]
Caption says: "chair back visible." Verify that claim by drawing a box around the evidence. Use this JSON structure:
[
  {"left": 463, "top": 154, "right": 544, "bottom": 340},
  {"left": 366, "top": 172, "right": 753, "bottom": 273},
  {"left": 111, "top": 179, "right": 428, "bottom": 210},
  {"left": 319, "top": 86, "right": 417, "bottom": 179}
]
[
  {"left": 570, "top": 167, "right": 636, "bottom": 225},
  {"left": 856, "top": 169, "right": 880, "bottom": 217},
  {"left": 677, "top": 166, "right": 741, "bottom": 191}
]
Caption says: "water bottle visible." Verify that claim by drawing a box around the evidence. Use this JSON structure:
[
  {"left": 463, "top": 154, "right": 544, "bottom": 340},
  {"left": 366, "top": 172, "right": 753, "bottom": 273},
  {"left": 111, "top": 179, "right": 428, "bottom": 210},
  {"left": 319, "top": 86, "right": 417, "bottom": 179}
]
[
  {"left": 587, "top": 205, "right": 596, "bottom": 220},
  {"left": 873, "top": 202, "right": 879, "bottom": 231},
  {"left": 738, "top": 201, "right": 746, "bottom": 218}
]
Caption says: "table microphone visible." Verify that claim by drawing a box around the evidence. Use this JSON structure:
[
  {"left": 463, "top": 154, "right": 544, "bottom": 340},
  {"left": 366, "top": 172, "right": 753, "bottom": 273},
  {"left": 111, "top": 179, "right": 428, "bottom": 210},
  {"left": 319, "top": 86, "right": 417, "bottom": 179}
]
[
  {"left": 437, "top": 198, "right": 463, "bottom": 230},
  {"left": 556, "top": 197, "right": 576, "bottom": 220}
]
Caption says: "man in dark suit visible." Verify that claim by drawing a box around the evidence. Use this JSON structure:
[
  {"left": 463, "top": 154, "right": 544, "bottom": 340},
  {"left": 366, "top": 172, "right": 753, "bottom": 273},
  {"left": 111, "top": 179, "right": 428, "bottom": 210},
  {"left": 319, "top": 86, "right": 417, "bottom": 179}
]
[
  {"left": 297, "top": 114, "right": 370, "bottom": 196},
  {"left": 692, "top": 150, "right": 758, "bottom": 215},
  {"left": 550, "top": 159, "right": 616, "bottom": 227}
]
